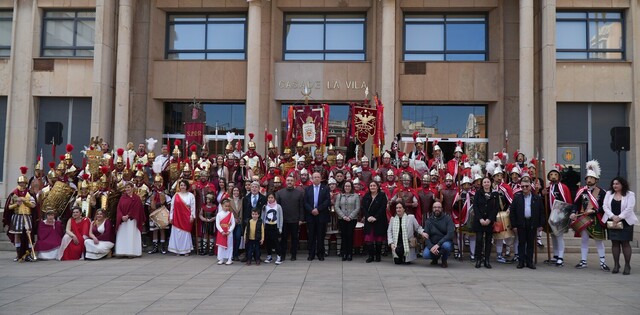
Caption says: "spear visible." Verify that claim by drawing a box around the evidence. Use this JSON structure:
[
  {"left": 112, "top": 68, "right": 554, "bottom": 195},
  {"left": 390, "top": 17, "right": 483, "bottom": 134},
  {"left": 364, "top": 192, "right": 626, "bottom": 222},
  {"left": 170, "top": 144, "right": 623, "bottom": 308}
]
[{"left": 504, "top": 130, "right": 509, "bottom": 162}]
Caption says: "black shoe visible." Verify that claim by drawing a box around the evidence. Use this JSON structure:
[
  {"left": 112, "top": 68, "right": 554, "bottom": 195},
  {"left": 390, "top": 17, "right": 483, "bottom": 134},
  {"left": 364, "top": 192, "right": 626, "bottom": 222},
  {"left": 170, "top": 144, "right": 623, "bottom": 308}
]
[
  {"left": 342, "top": 256, "right": 347, "bottom": 261},
  {"left": 307, "top": 256, "right": 314, "bottom": 261},
  {"left": 623, "top": 265, "right": 631, "bottom": 275},
  {"left": 147, "top": 243, "right": 158, "bottom": 254},
  {"left": 318, "top": 256, "right": 325, "bottom": 261},
  {"left": 517, "top": 262, "right": 525, "bottom": 269},
  {"left": 290, "top": 256, "right": 296, "bottom": 261},
  {"left": 347, "top": 255, "right": 352, "bottom": 261},
  {"left": 484, "top": 260, "right": 492, "bottom": 269},
  {"left": 475, "top": 260, "right": 482, "bottom": 268},
  {"left": 612, "top": 264, "right": 620, "bottom": 274},
  {"left": 430, "top": 259, "right": 439, "bottom": 265},
  {"left": 161, "top": 243, "right": 167, "bottom": 255},
  {"left": 366, "top": 256, "right": 374, "bottom": 263},
  {"left": 441, "top": 260, "right": 448, "bottom": 268},
  {"left": 528, "top": 264, "right": 537, "bottom": 270},
  {"left": 374, "top": 244, "right": 382, "bottom": 262}
]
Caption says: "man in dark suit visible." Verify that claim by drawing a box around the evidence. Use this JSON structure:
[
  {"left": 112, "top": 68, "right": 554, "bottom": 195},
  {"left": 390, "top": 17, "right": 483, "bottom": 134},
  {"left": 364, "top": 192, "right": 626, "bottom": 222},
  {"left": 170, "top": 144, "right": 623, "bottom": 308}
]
[
  {"left": 241, "top": 181, "right": 267, "bottom": 262},
  {"left": 509, "top": 177, "right": 545, "bottom": 269},
  {"left": 304, "top": 172, "right": 331, "bottom": 261}
]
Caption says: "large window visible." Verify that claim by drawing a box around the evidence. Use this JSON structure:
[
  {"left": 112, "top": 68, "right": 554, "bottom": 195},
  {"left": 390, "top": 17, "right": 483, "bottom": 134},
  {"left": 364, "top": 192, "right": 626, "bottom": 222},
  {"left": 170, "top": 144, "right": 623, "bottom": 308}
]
[
  {"left": 404, "top": 14, "right": 487, "bottom": 61},
  {"left": 401, "top": 104, "right": 487, "bottom": 162},
  {"left": 166, "top": 14, "right": 247, "bottom": 60},
  {"left": 164, "top": 103, "right": 246, "bottom": 155},
  {"left": 42, "top": 11, "right": 95, "bottom": 57},
  {"left": 284, "top": 14, "right": 366, "bottom": 61},
  {"left": 556, "top": 12, "right": 624, "bottom": 60},
  {"left": 0, "top": 11, "right": 11, "bottom": 57}
]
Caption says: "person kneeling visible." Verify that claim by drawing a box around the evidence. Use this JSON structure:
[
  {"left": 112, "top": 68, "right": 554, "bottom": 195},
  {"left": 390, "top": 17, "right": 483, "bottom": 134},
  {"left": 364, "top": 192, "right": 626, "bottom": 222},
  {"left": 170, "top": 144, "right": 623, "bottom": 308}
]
[
  {"left": 422, "top": 202, "right": 455, "bottom": 268},
  {"left": 84, "top": 209, "right": 114, "bottom": 260}
]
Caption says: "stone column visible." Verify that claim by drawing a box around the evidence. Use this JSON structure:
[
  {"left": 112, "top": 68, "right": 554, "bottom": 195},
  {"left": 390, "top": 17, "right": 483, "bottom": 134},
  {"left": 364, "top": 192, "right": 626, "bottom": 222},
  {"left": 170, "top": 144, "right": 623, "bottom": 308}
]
[
  {"left": 519, "top": 0, "right": 534, "bottom": 156},
  {"left": 3, "top": 0, "right": 37, "bottom": 191},
  {"left": 246, "top": 0, "right": 262, "bottom": 152},
  {"left": 540, "top": 0, "right": 557, "bottom": 165},
  {"left": 90, "top": 0, "right": 116, "bottom": 143},
  {"left": 631, "top": 0, "right": 640, "bottom": 194},
  {"left": 380, "top": 0, "right": 396, "bottom": 147},
  {"left": 113, "top": 0, "right": 134, "bottom": 149}
]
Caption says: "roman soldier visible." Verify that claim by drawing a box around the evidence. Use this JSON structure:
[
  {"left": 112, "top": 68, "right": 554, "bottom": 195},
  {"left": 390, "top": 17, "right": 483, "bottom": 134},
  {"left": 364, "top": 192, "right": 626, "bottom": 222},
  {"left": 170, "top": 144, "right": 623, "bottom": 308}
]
[
  {"left": 329, "top": 153, "right": 352, "bottom": 180},
  {"left": 389, "top": 133, "right": 402, "bottom": 168},
  {"left": 195, "top": 143, "right": 212, "bottom": 175},
  {"left": 359, "top": 156, "right": 377, "bottom": 186},
  {"left": 28, "top": 157, "right": 47, "bottom": 198},
  {"left": 408, "top": 132, "right": 428, "bottom": 163},
  {"left": 570, "top": 160, "right": 608, "bottom": 270},
  {"left": 278, "top": 143, "right": 296, "bottom": 176},
  {"left": 418, "top": 172, "right": 439, "bottom": 221},
  {"left": 396, "top": 155, "right": 419, "bottom": 185},
  {"left": 381, "top": 169, "right": 399, "bottom": 220},
  {"left": 3, "top": 167, "right": 37, "bottom": 261},
  {"left": 37, "top": 162, "right": 58, "bottom": 206},
  {"left": 293, "top": 136, "right": 307, "bottom": 162},
  {"left": 440, "top": 174, "right": 458, "bottom": 217},
  {"left": 101, "top": 140, "right": 112, "bottom": 161},
  {"left": 112, "top": 148, "right": 127, "bottom": 185},
  {"left": 133, "top": 165, "right": 150, "bottom": 204},
  {"left": 543, "top": 163, "right": 572, "bottom": 267},
  {"left": 428, "top": 140, "right": 445, "bottom": 172},
  {"left": 167, "top": 141, "right": 183, "bottom": 188},
  {"left": 286, "top": 156, "right": 307, "bottom": 182},
  {"left": 294, "top": 168, "right": 311, "bottom": 189},
  {"left": 506, "top": 163, "right": 522, "bottom": 194},
  {"left": 391, "top": 173, "right": 422, "bottom": 225},
  {"left": 447, "top": 141, "right": 464, "bottom": 182},
  {"left": 326, "top": 139, "right": 337, "bottom": 167},
  {"left": 148, "top": 172, "right": 171, "bottom": 255},
  {"left": 376, "top": 151, "right": 396, "bottom": 183},
  {"left": 134, "top": 143, "right": 148, "bottom": 170},
  {"left": 224, "top": 132, "right": 236, "bottom": 158},
  {"left": 271, "top": 175, "right": 283, "bottom": 195},
  {"left": 242, "top": 133, "right": 264, "bottom": 180},
  {"left": 171, "top": 161, "right": 194, "bottom": 193},
  {"left": 260, "top": 161, "right": 283, "bottom": 194},
  {"left": 74, "top": 174, "right": 97, "bottom": 219},
  {"left": 309, "top": 148, "right": 329, "bottom": 182},
  {"left": 265, "top": 133, "right": 280, "bottom": 166},
  {"left": 452, "top": 176, "right": 473, "bottom": 258},
  {"left": 55, "top": 157, "right": 75, "bottom": 188},
  {"left": 353, "top": 177, "right": 367, "bottom": 198},
  {"left": 63, "top": 144, "right": 79, "bottom": 181}
]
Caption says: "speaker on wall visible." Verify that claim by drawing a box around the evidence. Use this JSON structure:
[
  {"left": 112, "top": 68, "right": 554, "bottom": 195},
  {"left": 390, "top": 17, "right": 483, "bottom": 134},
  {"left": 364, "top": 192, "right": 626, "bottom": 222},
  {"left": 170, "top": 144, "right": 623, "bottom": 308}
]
[{"left": 610, "top": 126, "right": 630, "bottom": 151}]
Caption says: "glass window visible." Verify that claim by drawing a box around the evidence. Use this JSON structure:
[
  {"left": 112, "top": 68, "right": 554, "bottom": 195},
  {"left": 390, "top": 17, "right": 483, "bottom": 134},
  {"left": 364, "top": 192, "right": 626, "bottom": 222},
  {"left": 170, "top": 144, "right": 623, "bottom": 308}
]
[
  {"left": 166, "top": 13, "right": 247, "bottom": 60},
  {"left": 0, "top": 11, "right": 12, "bottom": 57},
  {"left": 42, "top": 11, "right": 95, "bottom": 57},
  {"left": 284, "top": 14, "right": 366, "bottom": 61},
  {"left": 556, "top": 11, "right": 624, "bottom": 60},
  {"left": 401, "top": 104, "right": 488, "bottom": 162},
  {"left": 404, "top": 14, "right": 487, "bottom": 61}
]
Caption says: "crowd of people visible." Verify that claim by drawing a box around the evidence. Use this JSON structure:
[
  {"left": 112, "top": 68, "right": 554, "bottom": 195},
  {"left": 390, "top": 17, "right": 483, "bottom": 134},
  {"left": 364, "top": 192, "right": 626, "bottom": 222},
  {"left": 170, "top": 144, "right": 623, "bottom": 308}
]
[{"left": 2, "top": 135, "right": 636, "bottom": 275}]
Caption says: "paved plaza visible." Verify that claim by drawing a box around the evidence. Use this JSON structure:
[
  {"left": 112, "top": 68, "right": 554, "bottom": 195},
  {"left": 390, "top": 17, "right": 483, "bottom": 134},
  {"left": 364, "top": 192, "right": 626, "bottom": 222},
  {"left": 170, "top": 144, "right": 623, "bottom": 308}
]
[{"left": 0, "top": 251, "right": 638, "bottom": 315}]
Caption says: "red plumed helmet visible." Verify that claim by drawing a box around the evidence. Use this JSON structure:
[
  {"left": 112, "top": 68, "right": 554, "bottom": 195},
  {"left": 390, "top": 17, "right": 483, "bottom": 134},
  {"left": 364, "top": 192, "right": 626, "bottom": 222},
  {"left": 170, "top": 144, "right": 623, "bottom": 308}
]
[
  {"left": 137, "top": 164, "right": 143, "bottom": 170},
  {"left": 59, "top": 155, "right": 66, "bottom": 161},
  {"left": 248, "top": 133, "right": 255, "bottom": 141},
  {"left": 100, "top": 166, "right": 110, "bottom": 174},
  {"left": 117, "top": 148, "right": 124, "bottom": 156},
  {"left": 412, "top": 131, "right": 419, "bottom": 142},
  {"left": 496, "top": 151, "right": 504, "bottom": 160},
  {"left": 48, "top": 162, "right": 55, "bottom": 169},
  {"left": 174, "top": 139, "right": 181, "bottom": 147},
  {"left": 328, "top": 138, "right": 335, "bottom": 144},
  {"left": 530, "top": 158, "right": 538, "bottom": 166},
  {"left": 20, "top": 166, "right": 28, "bottom": 175},
  {"left": 82, "top": 173, "right": 90, "bottom": 180},
  {"left": 513, "top": 150, "right": 520, "bottom": 161},
  {"left": 190, "top": 144, "right": 197, "bottom": 152},
  {"left": 66, "top": 144, "right": 74, "bottom": 153},
  {"left": 266, "top": 133, "right": 273, "bottom": 142}
]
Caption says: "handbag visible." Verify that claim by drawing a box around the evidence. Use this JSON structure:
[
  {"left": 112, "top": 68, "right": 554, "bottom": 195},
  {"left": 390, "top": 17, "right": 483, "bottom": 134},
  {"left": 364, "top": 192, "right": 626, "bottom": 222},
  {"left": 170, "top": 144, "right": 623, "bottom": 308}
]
[{"left": 606, "top": 220, "right": 623, "bottom": 230}]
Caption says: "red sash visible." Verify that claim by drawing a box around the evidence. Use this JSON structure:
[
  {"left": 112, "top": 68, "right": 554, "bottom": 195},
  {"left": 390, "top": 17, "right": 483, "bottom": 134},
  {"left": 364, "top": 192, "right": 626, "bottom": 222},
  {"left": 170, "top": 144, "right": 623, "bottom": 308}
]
[
  {"left": 173, "top": 194, "right": 192, "bottom": 232},
  {"left": 216, "top": 212, "right": 232, "bottom": 249}
]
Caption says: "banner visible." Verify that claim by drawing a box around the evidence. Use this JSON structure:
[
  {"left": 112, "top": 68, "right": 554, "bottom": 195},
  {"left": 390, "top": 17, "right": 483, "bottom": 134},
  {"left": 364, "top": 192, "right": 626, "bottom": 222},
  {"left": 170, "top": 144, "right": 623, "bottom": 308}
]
[
  {"left": 184, "top": 122, "right": 205, "bottom": 146},
  {"left": 373, "top": 95, "right": 385, "bottom": 157},
  {"left": 353, "top": 106, "right": 377, "bottom": 144},
  {"left": 289, "top": 105, "right": 329, "bottom": 146}
]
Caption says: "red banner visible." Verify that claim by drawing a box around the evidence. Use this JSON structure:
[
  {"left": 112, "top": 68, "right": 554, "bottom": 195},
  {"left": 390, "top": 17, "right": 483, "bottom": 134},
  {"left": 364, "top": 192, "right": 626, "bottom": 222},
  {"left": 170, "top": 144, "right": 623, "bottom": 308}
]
[
  {"left": 289, "top": 105, "right": 329, "bottom": 146},
  {"left": 184, "top": 122, "right": 205, "bottom": 146},
  {"left": 353, "top": 106, "right": 376, "bottom": 144}
]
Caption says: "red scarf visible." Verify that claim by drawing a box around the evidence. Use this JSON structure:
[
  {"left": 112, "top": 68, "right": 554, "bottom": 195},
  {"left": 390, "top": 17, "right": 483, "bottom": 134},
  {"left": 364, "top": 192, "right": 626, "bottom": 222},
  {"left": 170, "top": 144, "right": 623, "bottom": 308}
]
[
  {"left": 172, "top": 194, "right": 192, "bottom": 232},
  {"left": 216, "top": 211, "right": 232, "bottom": 248},
  {"left": 116, "top": 193, "right": 146, "bottom": 232}
]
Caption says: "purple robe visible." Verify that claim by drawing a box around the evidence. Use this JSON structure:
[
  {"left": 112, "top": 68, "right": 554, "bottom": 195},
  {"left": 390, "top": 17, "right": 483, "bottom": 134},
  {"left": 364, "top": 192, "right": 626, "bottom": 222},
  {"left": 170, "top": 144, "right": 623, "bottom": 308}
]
[{"left": 35, "top": 221, "right": 63, "bottom": 251}]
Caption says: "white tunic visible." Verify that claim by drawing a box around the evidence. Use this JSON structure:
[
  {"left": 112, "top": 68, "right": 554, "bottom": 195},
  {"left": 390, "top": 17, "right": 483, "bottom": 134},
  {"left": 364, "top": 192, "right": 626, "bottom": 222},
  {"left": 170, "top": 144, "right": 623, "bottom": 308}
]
[
  {"left": 85, "top": 221, "right": 114, "bottom": 260},
  {"left": 115, "top": 219, "right": 141, "bottom": 257},
  {"left": 168, "top": 192, "right": 196, "bottom": 255},
  {"left": 215, "top": 209, "right": 236, "bottom": 260}
]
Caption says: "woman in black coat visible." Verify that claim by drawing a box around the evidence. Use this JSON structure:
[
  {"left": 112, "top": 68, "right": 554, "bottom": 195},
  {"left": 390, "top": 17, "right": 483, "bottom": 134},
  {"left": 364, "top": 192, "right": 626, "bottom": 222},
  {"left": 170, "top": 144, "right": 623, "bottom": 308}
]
[
  {"left": 473, "top": 177, "right": 499, "bottom": 268},
  {"left": 362, "top": 181, "right": 388, "bottom": 263}
]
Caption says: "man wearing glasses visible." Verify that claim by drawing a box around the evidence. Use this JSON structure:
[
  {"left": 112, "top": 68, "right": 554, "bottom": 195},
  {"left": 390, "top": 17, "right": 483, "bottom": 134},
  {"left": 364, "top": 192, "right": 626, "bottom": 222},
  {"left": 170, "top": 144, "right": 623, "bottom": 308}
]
[{"left": 509, "top": 178, "right": 545, "bottom": 269}]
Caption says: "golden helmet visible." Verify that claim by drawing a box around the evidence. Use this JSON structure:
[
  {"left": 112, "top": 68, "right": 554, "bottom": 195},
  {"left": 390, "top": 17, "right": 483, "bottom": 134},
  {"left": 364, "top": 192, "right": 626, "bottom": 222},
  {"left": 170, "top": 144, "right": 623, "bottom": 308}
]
[
  {"left": 247, "top": 133, "right": 256, "bottom": 149},
  {"left": 148, "top": 151, "right": 155, "bottom": 160},
  {"left": 17, "top": 166, "right": 28, "bottom": 184},
  {"left": 274, "top": 176, "right": 282, "bottom": 183},
  {"left": 35, "top": 158, "right": 42, "bottom": 171},
  {"left": 154, "top": 173, "right": 163, "bottom": 183}
]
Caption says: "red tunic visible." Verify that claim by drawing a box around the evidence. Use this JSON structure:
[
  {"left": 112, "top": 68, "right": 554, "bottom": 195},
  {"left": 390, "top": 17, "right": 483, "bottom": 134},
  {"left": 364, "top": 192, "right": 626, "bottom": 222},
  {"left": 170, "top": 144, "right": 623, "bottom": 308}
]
[{"left": 61, "top": 218, "right": 90, "bottom": 260}]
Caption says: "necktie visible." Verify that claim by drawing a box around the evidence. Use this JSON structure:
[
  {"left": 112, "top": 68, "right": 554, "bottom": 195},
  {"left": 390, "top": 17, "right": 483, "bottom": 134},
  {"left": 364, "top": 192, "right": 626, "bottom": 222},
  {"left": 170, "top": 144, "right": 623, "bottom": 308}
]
[
  {"left": 314, "top": 186, "right": 319, "bottom": 208},
  {"left": 252, "top": 195, "right": 257, "bottom": 208}
]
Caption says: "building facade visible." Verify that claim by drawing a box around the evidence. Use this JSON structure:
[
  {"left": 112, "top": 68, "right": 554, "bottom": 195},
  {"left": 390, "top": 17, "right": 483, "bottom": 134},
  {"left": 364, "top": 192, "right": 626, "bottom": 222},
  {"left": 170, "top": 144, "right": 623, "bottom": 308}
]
[{"left": 1, "top": 0, "right": 639, "bottom": 199}]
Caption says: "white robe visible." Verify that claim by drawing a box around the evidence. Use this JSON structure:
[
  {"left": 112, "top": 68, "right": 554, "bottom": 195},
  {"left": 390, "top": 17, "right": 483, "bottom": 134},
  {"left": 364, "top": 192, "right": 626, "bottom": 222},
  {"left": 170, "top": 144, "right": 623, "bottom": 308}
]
[
  {"left": 168, "top": 192, "right": 196, "bottom": 255},
  {"left": 115, "top": 219, "right": 141, "bottom": 257},
  {"left": 216, "top": 210, "right": 235, "bottom": 260},
  {"left": 85, "top": 221, "right": 114, "bottom": 260}
]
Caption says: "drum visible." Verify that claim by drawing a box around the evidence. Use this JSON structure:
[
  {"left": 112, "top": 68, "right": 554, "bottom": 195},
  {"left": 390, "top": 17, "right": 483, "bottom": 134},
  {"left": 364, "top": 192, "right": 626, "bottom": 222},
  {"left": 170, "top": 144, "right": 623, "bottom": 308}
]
[
  {"left": 353, "top": 222, "right": 365, "bottom": 249},
  {"left": 493, "top": 211, "right": 514, "bottom": 240},
  {"left": 149, "top": 206, "right": 170, "bottom": 229},
  {"left": 571, "top": 214, "right": 593, "bottom": 235}
]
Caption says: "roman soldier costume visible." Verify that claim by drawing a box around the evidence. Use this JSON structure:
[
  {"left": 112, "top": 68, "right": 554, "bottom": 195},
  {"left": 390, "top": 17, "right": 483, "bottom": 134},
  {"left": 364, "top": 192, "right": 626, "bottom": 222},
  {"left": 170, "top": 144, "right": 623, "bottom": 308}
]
[
  {"left": 418, "top": 172, "right": 439, "bottom": 220},
  {"left": 329, "top": 153, "right": 352, "bottom": 180},
  {"left": 376, "top": 151, "right": 396, "bottom": 183},
  {"left": 359, "top": 156, "right": 377, "bottom": 186},
  {"left": 278, "top": 144, "right": 296, "bottom": 177},
  {"left": 242, "top": 133, "right": 265, "bottom": 180},
  {"left": 392, "top": 174, "right": 422, "bottom": 225},
  {"left": 446, "top": 141, "right": 464, "bottom": 182},
  {"left": 3, "top": 167, "right": 37, "bottom": 261},
  {"left": 440, "top": 174, "right": 458, "bottom": 217}
]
